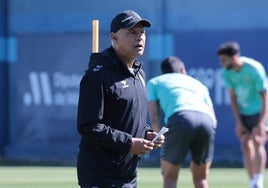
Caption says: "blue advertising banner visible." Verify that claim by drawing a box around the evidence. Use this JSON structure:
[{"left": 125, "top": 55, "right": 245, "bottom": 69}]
[
  {"left": 5, "top": 34, "right": 95, "bottom": 161},
  {"left": 4, "top": 29, "right": 268, "bottom": 164}
]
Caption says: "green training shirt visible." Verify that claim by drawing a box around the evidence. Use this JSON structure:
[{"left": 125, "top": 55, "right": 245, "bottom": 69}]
[
  {"left": 147, "top": 73, "right": 215, "bottom": 124},
  {"left": 221, "top": 56, "right": 268, "bottom": 115}
]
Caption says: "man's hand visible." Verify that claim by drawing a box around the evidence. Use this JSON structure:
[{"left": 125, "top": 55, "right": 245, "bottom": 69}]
[
  {"left": 235, "top": 122, "right": 248, "bottom": 141},
  {"left": 145, "top": 131, "right": 165, "bottom": 149},
  {"left": 130, "top": 138, "right": 154, "bottom": 156},
  {"left": 252, "top": 122, "right": 267, "bottom": 144}
]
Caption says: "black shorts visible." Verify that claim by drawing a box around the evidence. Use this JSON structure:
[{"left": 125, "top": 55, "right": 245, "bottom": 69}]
[
  {"left": 240, "top": 113, "right": 260, "bottom": 132},
  {"left": 161, "top": 110, "right": 215, "bottom": 165}
]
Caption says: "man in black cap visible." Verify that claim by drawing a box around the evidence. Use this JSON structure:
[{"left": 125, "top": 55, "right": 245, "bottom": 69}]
[{"left": 76, "top": 10, "right": 164, "bottom": 188}]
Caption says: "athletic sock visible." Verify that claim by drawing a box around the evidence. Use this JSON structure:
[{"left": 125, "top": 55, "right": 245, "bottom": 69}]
[
  {"left": 249, "top": 179, "right": 255, "bottom": 188},
  {"left": 252, "top": 174, "right": 264, "bottom": 188}
]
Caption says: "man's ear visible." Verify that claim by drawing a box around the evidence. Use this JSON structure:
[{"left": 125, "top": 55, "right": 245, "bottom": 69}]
[
  {"left": 180, "top": 68, "right": 187, "bottom": 75},
  {"left": 233, "top": 54, "right": 240, "bottom": 61},
  {"left": 110, "top": 33, "right": 118, "bottom": 42}
]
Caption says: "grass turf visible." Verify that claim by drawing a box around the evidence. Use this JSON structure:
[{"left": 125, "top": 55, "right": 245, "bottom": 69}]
[{"left": 0, "top": 166, "right": 266, "bottom": 187}]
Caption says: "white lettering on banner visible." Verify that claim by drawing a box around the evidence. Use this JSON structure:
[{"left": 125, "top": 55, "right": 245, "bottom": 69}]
[
  {"left": 188, "top": 67, "right": 230, "bottom": 106},
  {"left": 23, "top": 71, "right": 82, "bottom": 106},
  {"left": 40, "top": 72, "right": 53, "bottom": 105},
  {"left": 23, "top": 69, "right": 231, "bottom": 106},
  {"left": 28, "top": 72, "right": 42, "bottom": 105},
  {"left": 53, "top": 72, "right": 81, "bottom": 89}
]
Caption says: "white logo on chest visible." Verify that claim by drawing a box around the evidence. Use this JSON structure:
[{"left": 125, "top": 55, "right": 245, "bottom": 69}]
[
  {"left": 93, "top": 65, "right": 103, "bottom": 72},
  {"left": 121, "top": 80, "right": 129, "bottom": 88}
]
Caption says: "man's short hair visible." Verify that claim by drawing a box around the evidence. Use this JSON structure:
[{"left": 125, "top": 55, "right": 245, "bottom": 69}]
[
  {"left": 161, "top": 56, "right": 185, "bottom": 74},
  {"left": 217, "top": 41, "right": 240, "bottom": 56}
]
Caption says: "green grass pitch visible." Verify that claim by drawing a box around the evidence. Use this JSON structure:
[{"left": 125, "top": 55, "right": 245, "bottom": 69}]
[{"left": 0, "top": 166, "right": 267, "bottom": 187}]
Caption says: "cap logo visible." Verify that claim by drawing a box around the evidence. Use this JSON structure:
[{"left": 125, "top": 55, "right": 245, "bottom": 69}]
[{"left": 121, "top": 16, "right": 133, "bottom": 23}]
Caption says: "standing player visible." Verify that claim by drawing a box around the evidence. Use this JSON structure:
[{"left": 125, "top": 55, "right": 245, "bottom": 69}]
[
  {"left": 217, "top": 41, "right": 268, "bottom": 188},
  {"left": 147, "top": 56, "right": 217, "bottom": 188},
  {"left": 76, "top": 10, "right": 164, "bottom": 188}
]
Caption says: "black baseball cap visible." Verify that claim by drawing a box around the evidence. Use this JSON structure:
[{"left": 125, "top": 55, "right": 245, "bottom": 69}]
[{"left": 110, "top": 10, "right": 151, "bottom": 33}]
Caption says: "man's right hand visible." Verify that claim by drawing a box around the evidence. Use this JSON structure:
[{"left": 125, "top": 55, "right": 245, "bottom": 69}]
[
  {"left": 130, "top": 138, "right": 154, "bottom": 156},
  {"left": 235, "top": 122, "right": 248, "bottom": 142}
]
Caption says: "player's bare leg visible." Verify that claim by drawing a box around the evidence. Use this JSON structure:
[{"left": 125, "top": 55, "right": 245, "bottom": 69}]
[
  {"left": 240, "top": 133, "right": 256, "bottom": 187},
  {"left": 191, "top": 161, "right": 211, "bottom": 188},
  {"left": 161, "top": 160, "right": 179, "bottom": 188},
  {"left": 251, "top": 131, "right": 266, "bottom": 188},
  {"left": 253, "top": 127, "right": 267, "bottom": 173},
  {"left": 241, "top": 134, "right": 255, "bottom": 179}
]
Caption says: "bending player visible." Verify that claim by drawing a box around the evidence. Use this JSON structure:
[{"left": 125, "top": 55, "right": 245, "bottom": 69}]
[
  {"left": 217, "top": 41, "right": 268, "bottom": 188},
  {"left": 147, "top": 56, "right": 217, "bottom": 188}
]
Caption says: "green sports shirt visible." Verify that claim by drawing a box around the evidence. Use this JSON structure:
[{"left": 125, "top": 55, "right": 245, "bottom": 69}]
[
  {"left": 221, "top": 56, "right": 268, "bottom": 115},
  {"left": 147, "top": 73, "right": 215, "bottom": 124}
]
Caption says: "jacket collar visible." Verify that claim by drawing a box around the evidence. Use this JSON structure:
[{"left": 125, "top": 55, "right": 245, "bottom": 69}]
[{"left": 107, "top": 47, "right": 142, "bottom": 76}]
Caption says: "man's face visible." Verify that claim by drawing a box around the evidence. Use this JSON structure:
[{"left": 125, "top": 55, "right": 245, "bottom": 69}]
[
  {"left": 218, "top": 54, "right": 235, "bottom": 70},
  {"left": 113, "top": 23, "right": 146, "bottom": 59}
]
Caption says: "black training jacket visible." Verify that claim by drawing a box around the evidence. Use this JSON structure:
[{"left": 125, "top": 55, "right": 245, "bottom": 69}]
[{"left": 77, "top": 47, "right": 151, "bottom": 186}]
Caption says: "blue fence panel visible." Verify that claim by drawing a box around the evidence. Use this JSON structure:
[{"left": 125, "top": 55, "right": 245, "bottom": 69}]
[
  {"left": 2, "top": 0, "right": 268, "bottom": 164},
  {"left": 4, "top": 34, "right": 94, "bottom": 161},
  {"left": 4, "top": 29, "right": 268, "bottom": 163}
]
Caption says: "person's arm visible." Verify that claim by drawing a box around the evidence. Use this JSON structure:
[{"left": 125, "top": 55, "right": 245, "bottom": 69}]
[
  {"left": 229, "top": 89, "right": 248, "bottom": 139},
  {"left": 77, "top": 71, "right": 132, "bottom": 154},
  {"left": 250, "top": 90, "right": 267, "bottom": 144},
  {"left": 146, "top": 80, "right": 165, "bottom": 148},
  {"left": 256, "top": 90, "right": 268, "bottom": 132},
  {"left": 148, "top": 101, "right": 162, "bottom": 132},
  {"left": 259, "top": 90, "right": 268, "bottom": 123},
  {"left": 203, "top": 87, "right": 217, "bottom": 127},
  {"left": 251, "top": 63, "right": 268, "bottom": 140},
  {"left": 229, "top": 89, "right": 242, "bottom": 124}
]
